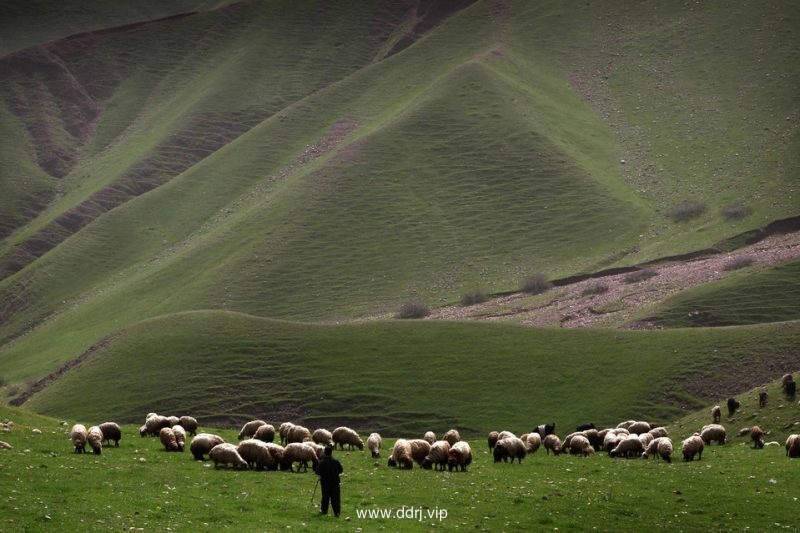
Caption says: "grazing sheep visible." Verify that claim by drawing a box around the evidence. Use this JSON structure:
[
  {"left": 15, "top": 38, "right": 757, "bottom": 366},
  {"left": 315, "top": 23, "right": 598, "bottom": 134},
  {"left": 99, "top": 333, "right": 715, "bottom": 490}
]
[
  {"left": 534, "top": 423, "right": 556, "bottom": 438},
  {"left": 493, "top": 437, "right": 526, "bottom": 463},
  {"left": 367, "top": 433, "right": 382, "bottom": 458},
  {"left": 627, "top": 421, "right": 651, "bottom": 435},
  {"left": 568, "top": 435, "right": 594, "bottom": 457},
  {"left": 70, "top": 424, "right": 88, "bottom": 454},
  {"left": 87, "top": 426, "right": 103, "bottom": 455},
  {"left": 282, "top": 443, "right": 320, "bottom": 472},
  {"left": 758, "top": 391, "right": 768, "bottom": 408},
  {"left": 0, "top": 441, "right": 11, "bottom": 449},
  {"left": 560, "top": 432, "right": 585, "bottom": 453},
  {"left": 263, "top": 442, "right": 285, "bottom": 468},
  {"left": 643, "top": 437, "right": 673, "bottom": 463},
  {"left": 603, "top": 430, "right": 625, "bottom": 453},
  {"left": 682, "top": 435, "right": 704, "bottom": 461},
  {"left": 209, "top": 443, "right": 248, "bottom": 469},
  {"left": 165, "top": 415, "right": 180, "bottom": 428},
  {"left": 98, "top": 422, "right": 121, "bottom": 447},
  {"left": 543, "top": 434, "right": 562, "bottom": 456},
  {"left": 287, "top": 425, "right": 312, "bottom": 444},
  {"left": 331, "top": 426, "right": 364, "bottom": 450},
  {"left": 139, "top": 424, "right": 148, "bottom": 438},
  {"left": 422, "top": 440, "right": 451, "bottom": 470},
  {"left": 700, "top": 424, "right": 727, "bottom": 445},
  {"left": 782, "top": 373, "right": 795, "bottom": 399},
  {"left": 179, "top": 416, "right": 198, "bottom": 436},
  {"left": 726, "top": 397, "right": 740, "bottom": 417},
  {"left": 786, "top": 434, "right": 800, "bottom": 458},
  {"left": 575, "top": 422, "right": 596, "bottom": 432},
  {"left": 497, "top": 430, "right": 517, "bottom": 441},
  {"left": 750, "top": 426, "right": 765, "bottom": 449},
  {"left": 616, "top": 420, "right": 636, "bottom": 430},
  {"left": 487, "top": 431, "right": 500, "bottom": 452},
  {"left": 648, "top": 426, "right": 669, "bottom": 439},
  {"left": 447, "top": 441, "right": 473, "bottom": 472},
  {"left": 278, "top": 422, "right": 295, "bottom": 445},
  {"left": 409, "top": 439, "right": 432, "bottom": 466},
  {"left": 711, "top": 405, "right": 721, "bottom": 423},
  {"left": 442, "top": 429, "right": 461, "bottom": 446},
  {"left": 237, "top": 439, "right": 275, "bottom": 470},
  {"left": 423, "top": 431, "right": 436, "bottom": 444},
  {"left": 159, "top": 427, "right": 180, "bottom": 452},
  {"left": 254, "top": 424, "right": 276, "bottom": 443},
  {"left": 388, "top": 439, "right": 414, "bottom": 469},
  {"left": 190, "top": 433, "right": 225, "bottom": 461},
  {"left": 610, "top": 435, "right": 644, "bottom": 458},
  {"left": 238, "top": 420, "right": 267, "bottom": 441},
  {"left": 172, "top": 425, "right": 186, "bottom": 452},
  {"left": 144, "top": 415, "right": 170, "bottom": 437},
  {"left": 525, "top": 432, "right": 542, "bottom": 454},
  {"left": 638, "top": 432, "right": 654, "bottom": 450},
  {"left": 312, "top": 428, "right": 333, "bottom": 446}
]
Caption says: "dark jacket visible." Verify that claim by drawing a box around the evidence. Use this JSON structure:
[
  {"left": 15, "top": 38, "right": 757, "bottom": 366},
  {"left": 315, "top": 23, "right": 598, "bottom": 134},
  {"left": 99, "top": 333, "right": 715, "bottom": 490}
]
[{"left": 314, "top": 455, "right": 343, "bottom": 486}]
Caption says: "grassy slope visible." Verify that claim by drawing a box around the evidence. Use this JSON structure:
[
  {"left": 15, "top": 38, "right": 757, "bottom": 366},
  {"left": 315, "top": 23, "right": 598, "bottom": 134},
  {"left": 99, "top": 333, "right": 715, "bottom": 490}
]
[
  {"left": 20, "top": 311, "right": 800, "bottom": 437},
  {"left": 643, "top": 259, "right": 800, "bottom": 327}
]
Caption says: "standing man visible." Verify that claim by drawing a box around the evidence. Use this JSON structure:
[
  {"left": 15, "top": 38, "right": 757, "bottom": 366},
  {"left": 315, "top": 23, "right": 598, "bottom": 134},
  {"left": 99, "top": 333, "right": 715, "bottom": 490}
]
[{"left": 314, "top": 445, "right": 343, "bottom": 517}]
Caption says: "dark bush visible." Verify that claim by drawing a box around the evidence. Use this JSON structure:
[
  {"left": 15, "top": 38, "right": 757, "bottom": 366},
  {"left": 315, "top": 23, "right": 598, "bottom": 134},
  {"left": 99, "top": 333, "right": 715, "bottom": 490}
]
[
  {"left": 623, "top": 269, "right": 658, "bottom": 284},
  {"left": 521, "top": 273, "right": 552, "bottom": 294},
  {"left": 666, "top": 200, "right": 708, "bottom": 222},
  {"left": 721, "top": 203, "right": 753, "bottom": 220},
  {"left": 461, "top": 289, "right": 488, "bottom": 306},
  {"left": 397, "top": 299, "right": 430, "bottom": 319}
]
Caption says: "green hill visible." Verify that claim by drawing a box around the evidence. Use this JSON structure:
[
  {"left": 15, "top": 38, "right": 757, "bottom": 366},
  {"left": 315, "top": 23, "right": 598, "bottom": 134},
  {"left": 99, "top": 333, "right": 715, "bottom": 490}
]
[{"left": 1, "top": 0, "right": 799, "bottom": 421}]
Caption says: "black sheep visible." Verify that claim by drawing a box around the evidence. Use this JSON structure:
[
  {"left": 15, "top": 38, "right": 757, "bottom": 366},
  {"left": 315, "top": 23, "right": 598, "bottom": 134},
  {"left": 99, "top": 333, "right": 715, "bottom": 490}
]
[{"left": 727, "top": 397, "right": 741, "bottom": 416}]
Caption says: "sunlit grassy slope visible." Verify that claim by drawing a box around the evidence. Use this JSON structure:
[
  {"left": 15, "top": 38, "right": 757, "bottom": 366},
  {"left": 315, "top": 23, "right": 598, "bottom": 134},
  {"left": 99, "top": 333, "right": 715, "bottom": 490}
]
[
  {"left": 21, "top": 311, "right": 800, "bottom": 437},
  {"left": 1, "top": 0, "right": 799, "bottom": 401}
]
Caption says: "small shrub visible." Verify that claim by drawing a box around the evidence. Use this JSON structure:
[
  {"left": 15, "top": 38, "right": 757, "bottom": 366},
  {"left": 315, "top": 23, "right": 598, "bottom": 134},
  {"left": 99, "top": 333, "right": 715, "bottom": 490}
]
[
  {"left": 723, "top": 255, "right": 755, "bottom": 271},
  {"left": 461, "top": 289, "right": 488, "bottom": 306},
  {"left": 521, "top": 273, "right": 552, "bottom": 294},
  {"left": 581, "top": 283, "right": 609, "bottom": 296},
  {"left": 721, "top": 203, "right": 753, "bottom": 220},
  {"left": 666, "top": 200, "right": 708, "bottom": 222},
  {"left": 623, "top": 269, "right": 658, "bottom": 284},
  {"left": 397, "top": 299, "right": 430, "bottom": 319}
]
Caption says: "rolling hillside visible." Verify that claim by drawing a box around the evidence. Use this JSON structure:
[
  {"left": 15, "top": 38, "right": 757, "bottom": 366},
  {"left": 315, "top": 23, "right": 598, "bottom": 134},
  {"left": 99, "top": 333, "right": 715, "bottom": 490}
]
[{"left": 1, "top": 0, "right": 798, "bottom": 419}]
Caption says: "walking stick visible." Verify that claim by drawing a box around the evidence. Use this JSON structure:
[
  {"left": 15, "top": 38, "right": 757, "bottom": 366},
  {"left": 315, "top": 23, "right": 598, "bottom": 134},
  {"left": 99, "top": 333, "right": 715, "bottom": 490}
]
[{"left": 311, "top": 478, "right": 319, "bottom": 504}]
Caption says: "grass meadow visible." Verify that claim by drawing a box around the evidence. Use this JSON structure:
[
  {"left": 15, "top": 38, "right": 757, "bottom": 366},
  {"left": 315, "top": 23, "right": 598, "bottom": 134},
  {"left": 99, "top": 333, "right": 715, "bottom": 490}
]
[{"left": 2, "top": 404, "right": 799, "bottom": 532}]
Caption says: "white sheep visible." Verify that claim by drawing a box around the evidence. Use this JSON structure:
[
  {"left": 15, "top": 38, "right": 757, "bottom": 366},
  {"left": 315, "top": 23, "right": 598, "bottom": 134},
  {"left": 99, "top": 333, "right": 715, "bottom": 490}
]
[
  {"left": 700, "top": 424, "right": 726, "bottom": 445},
  {"left": 422, "top": 440, "right": 451, "bottom": 470},
  {"left": 209, "top": 443, "right": 248, "bottom": 469},
  {"left": 388, "top": 439, "right": 414, "bottom": 469},
  {"left": 254, "top": 424, "right": 276, "bottom": 443},
  {"left": 648, "top": 426, "right": 669, "bottom": 439},
  {"left": 543, "top": 434, "right": 562, "bottom": 455},
  {"left": 682, "top": 434, "right": 704, "bottom": 461},
  {"left": 711, "top": 405, "right": 721, "bottom": 423},
  {"left": 70, "top": 424, "right": 88, "bottom": 454},
  {"left": 602, "top": 429, "right": 625, "bottom": 453},
  {"left": 144, "top": 415, "right": 169, "bottom": 437},
  {"left": 190, "top": 433, "right": 225, "bottom": 461},
  {"left": 332, "top": 426, "right": 364, "bottom": 450},
  {"left": 237, "top": 439, "right": 276, "bottom": 470},
  {"left": 568, "top": 434, "right": 594, "bottom": 457},
  {"left": 442, "top": 429, "right": 461, "bottom": 446},
  {"left": 278, "top": 422, "right": 295, "bottom": 445},
  {"left": 409, "top": 439, "right": 432, "bottom": 466},
  {"left": 312, "top": 428, "right": 333, "bottom": 446},
  {"left": 165, "top": 415, "right": 180, "bottom": 427},
  {"left": 95, "top": 422, "right": 121, "bottom": 447},
  {"left": 447, "top": 441, "right": 472, "bottom": 472},
  {"left": 493, "top": 437, "right": 526, "bottom": 463},
  {"left": 642, "top": 437, "right": 673, "bottom": 463},
  {"left": 497, "top": 430, "right": 517, "bottom": 441},
  {"left": 367, "top": 433, "right": 382, "bottom": 458},
  {"left": 178, "top": 416, "right": 198, "bottom": 436},
  {"left": 627, "top": 421, "right": 651, "bottom": 435},
  {"left": 160, "top": 427, "right": 180, "bottom": 452},
  {"left": 785, "top": 434, "right": 800, "bottom": 458},
  {"left": 287, "top": 424, "right": 312, "bottom": 444},
  {"left": 282, "top": 442, "right": 320, "bottom": 472},
  {"left": 610, "top": 435, "right": 644, "bottom": 458},
  {"left": 525, "top": 432, "right": 542, "bottom": 454},
  {"left": 423, "top": 431, "right": 436, "bottom": 444},
  {"left": 87, "top": 426, "right": 103, "bottom": 455},
  {"left": 172, "top": 425, "right": 186, "bottom": 452},
  {"left": 238, "top": 420, "right": 267, "bottom": 441},
  {"left": 638, "top": 432, "right": 654, "bottom": 450},
  {"left": 263, "top": 442, "right": 285, "bottom": 467}
]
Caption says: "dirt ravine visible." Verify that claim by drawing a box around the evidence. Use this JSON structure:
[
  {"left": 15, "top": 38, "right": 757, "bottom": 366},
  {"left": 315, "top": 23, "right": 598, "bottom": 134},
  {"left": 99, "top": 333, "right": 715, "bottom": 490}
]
[{"left": 364, "top": 229, "right": 800, "bottom": 328}]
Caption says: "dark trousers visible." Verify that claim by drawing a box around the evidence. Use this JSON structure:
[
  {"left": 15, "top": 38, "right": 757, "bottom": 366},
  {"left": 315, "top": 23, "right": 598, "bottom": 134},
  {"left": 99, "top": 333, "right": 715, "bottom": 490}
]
[{"left": 320, "top": 483, "right": 340, "bottom": 516}]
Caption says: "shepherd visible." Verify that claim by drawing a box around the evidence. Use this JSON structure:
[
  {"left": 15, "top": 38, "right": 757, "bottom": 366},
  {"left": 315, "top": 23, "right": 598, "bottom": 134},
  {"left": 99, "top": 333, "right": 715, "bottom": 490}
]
[{"left": 313, "top": 445, "right": 343, "bottom": 517}]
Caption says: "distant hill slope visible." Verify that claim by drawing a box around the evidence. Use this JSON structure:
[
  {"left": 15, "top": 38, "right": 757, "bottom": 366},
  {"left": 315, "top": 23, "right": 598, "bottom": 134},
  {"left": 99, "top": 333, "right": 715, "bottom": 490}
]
[
  {"left": 17, "top": 311, "right": 800, "bottom": 435},
  {"left": 1, "top": 0, "right": 798, "bottom": 397}
]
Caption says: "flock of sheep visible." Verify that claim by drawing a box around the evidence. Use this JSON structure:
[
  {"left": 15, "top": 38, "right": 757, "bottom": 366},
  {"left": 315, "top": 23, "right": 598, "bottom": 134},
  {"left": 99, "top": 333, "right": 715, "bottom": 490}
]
[{"left": 53, "top": 372, "right": 800, "bottom": 469}]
